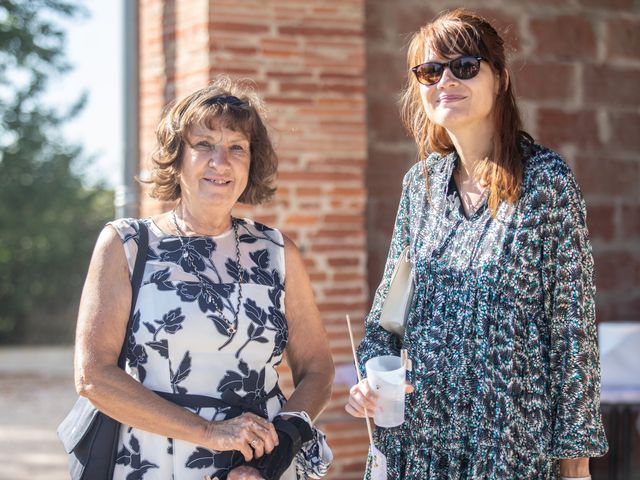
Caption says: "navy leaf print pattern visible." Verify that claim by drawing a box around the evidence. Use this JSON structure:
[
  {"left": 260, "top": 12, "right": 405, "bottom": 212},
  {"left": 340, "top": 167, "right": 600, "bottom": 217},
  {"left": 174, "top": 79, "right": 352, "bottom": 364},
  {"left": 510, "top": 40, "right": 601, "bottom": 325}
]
[
  {"left": 126, "top": 334, "right": 148, "bottom": 383},
  {"left": 185, "top": 448, "right": 240, "bottom": 476},
  {"left": 176, "top": 277, "right": 235, "bottom": 314},
  {"left": 125, "top": 309, "right": 149, "bottom": 380},
  {"left": 142, "top": 322, "right": 156, "bottom": 335},
  {"left": 170, "top": 351, "right": 192, "bottom": 394},
  {"left": 268, "top": 284, "right": 283, "bottom": 310},
  {"left": 155, "top": 308, "right": 185, "bottom": 334},
  {"left": 267, "top": 306, "right": 288, "bottom": 362},
  {"left": 147, "top": 339, "right": 169, "bottom": 359},
  {"left": 157, "top": 236, "right": 215, "bottom": 272},
  {"left": 245, "top": 299, "right": 268, "bottom": 326},
  {"left": 239, "top": 233, "right": 258, "bottom": 244},
  {"left": 207, "top": 314, "right": 233, "bottom": 337},
  {"left": 115, "top": 433, "right": 158, "bottom": 479},
  {"left": 186, "top": 447, "right": 214, "bottom": 468},
  {"left": 218, "top": 360, "right": 267, "bottom": 411},
  {"left": 131, "top": 310, "right": 141, "bottom": 333},
  {"left": 225, "top": 257, "right": 249, "bottom": 282},
  {"left": 110, "top": 216, "right": 290, "bottom": 478},
  {"left": 236, "top": 299, "right": 270, "bottom": 357},
  {"left": 218, "top": 369, "right": 243, "bottom": 392},
  {"left": 149, "top": 267, "right": 174, "bottom": 291},
  {"left": 250, "top": 249, "right": 270, "bottom": 269}
]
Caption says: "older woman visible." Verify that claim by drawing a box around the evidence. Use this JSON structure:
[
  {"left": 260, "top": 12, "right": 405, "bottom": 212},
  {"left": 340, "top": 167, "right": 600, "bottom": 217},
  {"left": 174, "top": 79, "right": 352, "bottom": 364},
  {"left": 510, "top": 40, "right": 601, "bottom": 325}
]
[
  {"left": 346, "top": 9, "right": 607, "bottom": 480},
  {"left": 74, "top": 77, "right": 334, "bottom": 480}
]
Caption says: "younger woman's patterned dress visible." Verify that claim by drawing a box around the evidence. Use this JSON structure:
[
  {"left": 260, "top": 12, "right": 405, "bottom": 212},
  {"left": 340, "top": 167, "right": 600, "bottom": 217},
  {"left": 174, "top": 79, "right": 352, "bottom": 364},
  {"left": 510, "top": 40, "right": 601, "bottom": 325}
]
[
  {"left": 358, "top": 144, "right": 608, "bottom": 479},
  {"left": 109, "top": 217, "right": 293, "bottom": 480}
]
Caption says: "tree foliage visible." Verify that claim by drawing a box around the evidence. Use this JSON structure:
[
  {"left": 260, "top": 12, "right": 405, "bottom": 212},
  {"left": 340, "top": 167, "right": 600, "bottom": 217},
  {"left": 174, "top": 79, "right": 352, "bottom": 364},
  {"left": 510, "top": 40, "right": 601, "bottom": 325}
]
[{"left": 0, "top": 0, "right": 115, "bottom": 343}]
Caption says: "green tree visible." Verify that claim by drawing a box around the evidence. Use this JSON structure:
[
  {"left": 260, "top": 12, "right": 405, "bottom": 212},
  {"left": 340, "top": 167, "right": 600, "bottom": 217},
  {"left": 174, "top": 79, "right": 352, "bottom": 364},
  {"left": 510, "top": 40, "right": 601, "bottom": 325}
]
[{"left": 0, "top": 0, "right": 115, "bottom": 343}]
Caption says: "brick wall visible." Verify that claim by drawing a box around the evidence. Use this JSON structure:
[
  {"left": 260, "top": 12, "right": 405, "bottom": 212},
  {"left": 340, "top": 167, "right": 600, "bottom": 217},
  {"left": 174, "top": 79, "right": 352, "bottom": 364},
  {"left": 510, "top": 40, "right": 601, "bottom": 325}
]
[
  {"left": 365, "top": 0, "right": 640, "bottom": 324},
  {"left": 138, "top": 0, "right": 638, "bottom": 477},
  {"left": 138, "top": 1, "right": 370, "bottom": 478}
]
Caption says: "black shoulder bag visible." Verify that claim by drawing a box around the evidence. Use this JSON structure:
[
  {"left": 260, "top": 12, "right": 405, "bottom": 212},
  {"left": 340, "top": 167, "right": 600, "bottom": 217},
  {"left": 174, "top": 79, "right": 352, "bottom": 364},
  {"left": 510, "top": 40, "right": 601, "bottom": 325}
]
[{"left": 57, "top": 220, "right": 149, "bottom": 480}]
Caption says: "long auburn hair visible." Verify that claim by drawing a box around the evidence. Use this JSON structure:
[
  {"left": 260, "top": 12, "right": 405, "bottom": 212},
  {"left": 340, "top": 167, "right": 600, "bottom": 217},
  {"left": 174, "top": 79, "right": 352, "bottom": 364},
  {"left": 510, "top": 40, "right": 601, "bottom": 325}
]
[{"left": 400, "top": 8, "right": 532, "bottom": 215}]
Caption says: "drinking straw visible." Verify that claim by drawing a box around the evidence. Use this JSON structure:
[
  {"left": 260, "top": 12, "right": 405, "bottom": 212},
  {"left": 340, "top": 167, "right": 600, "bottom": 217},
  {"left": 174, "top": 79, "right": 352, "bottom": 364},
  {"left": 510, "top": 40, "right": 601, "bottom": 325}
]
[{"left": 345, "top": 314, "right": 374, "bottom": 445}]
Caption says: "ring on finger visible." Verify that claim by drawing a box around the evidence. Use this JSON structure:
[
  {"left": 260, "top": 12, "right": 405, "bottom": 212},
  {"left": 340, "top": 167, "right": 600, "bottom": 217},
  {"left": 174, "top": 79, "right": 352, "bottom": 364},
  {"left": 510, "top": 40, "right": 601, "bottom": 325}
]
[{"left": 249, "top": 437, "right": 260, "bottom": 448}]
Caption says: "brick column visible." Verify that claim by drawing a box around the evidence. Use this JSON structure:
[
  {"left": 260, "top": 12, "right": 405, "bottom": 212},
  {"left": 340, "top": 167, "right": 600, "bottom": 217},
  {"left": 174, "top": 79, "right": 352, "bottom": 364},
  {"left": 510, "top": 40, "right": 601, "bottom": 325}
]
[{"left": 138, "top": 1, "right": 370, "bottom": 477}]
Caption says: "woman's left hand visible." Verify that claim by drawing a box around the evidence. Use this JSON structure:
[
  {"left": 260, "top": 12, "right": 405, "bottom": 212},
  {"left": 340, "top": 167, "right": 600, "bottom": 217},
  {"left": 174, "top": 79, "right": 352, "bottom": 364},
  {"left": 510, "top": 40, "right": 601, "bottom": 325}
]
[{"left": 227, "top": 465, "right": 264, "bottom": 480}]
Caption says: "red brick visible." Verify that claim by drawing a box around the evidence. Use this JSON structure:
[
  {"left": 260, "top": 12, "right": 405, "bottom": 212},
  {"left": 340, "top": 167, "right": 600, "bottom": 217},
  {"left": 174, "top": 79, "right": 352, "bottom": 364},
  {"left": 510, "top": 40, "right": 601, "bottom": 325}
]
[
  {"left": 594, "top": 251, "right": 639, "bottom": 290},
  {"left": 331, "top": 187, "right": 367, "bottom": 197},
  {"left": 308, "top": 272, "right": 328, "bottom": 282},
  {"left": 327, "top": 257, "right": 360, "bottom": 267},
  {"left": 583, "top": 65, "right": 640, "bottom": 107},
  {"left": 325, "top": 214, "right": 364, "bottom": 224},
  {"left": 586, "top": 204, "right": 616, "bottom": 242},
  {"left": 285, "top": 215, "right": 319, "bottom": 225},
  {"left": 263, "top": 95, "right": 313, "bottom": 106},
  {"left": 312, "top": 244, "right": 364, "bottom": 252},
  {"left": 530, "top": 15, "right": 596, "bottom": 59},
  {"left": 578, "top": 0, "right": 634, "bottom": 9},
  {"left": 394, "top": 3, "right": 435, "bottom": 37},
  {"left": 470, "top": 9, "right": 521, "bottom": 53},
  {"left": 537, "top": 109, "right": 600, "bottom": 148},
  {"left": 608, "top": 111, "right": 640, "bottom": 153},
  {"left": 609, "top": 295, "right": 640, "bottom": 322},
  {"left": 512, "top": 60, "right": 576, "bottom": 102},
  {"left": 331, "top": 271, "right": 366, "bottom": 281},
  {"left": 278, "top": 171, "right": 362, "bottom": 182},
  {"left": 606, "top": 18, "right": 640, "bottom": 61},
  {"left": 621, "top": 204, "right": 640, "bottom": 240},
  {"left": 365, "top": 47, "right": 406, "bottom": 96},
  {"left": 576, "top": 155, "right": 639, "bottom": 198},
  {"left": 278, "top": 25, "right": 361, "bottom": 37},
  {"left": 210, "top": 22, "right": 269, "bottom": 34},
  {"left": 317, "top": 301, "right": 368, "bottom": 312},
  {"left": 325, "top": 287, "right": 364, "bottom": 297}
]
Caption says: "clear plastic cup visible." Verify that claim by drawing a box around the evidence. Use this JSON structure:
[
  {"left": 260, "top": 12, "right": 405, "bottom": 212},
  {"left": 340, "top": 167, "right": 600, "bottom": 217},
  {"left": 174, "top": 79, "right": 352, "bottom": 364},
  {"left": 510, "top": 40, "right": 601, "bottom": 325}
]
[{"left": 365, "top": 355, "right": 406, "bottom": 428}]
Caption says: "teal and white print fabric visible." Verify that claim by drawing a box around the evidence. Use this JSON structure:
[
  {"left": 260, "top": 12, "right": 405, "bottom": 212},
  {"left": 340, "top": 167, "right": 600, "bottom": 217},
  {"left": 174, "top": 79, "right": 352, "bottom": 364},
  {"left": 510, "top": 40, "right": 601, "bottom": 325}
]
[
  {"left": 358, "top": 144, "right": 608, "bottom": 479},
  {"left": 109, "top": 217, "right": 296, "bottom": 480}
]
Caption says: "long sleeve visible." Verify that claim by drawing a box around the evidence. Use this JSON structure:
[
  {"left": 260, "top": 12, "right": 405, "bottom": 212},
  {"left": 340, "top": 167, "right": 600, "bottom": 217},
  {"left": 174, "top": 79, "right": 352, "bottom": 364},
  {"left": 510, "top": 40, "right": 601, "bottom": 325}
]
[
  {"left": 356, "top": 166, "right": 417, "bottom": 377},
  {"left": 542, "top": 168, "right": 608, "bottom": 458}
]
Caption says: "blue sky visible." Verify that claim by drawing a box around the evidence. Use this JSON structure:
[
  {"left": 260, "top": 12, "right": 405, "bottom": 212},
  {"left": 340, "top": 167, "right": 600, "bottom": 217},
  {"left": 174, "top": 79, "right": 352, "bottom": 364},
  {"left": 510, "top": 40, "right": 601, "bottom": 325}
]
[{"left": 52, "top": 0, "right": 123, "bottom": 187}]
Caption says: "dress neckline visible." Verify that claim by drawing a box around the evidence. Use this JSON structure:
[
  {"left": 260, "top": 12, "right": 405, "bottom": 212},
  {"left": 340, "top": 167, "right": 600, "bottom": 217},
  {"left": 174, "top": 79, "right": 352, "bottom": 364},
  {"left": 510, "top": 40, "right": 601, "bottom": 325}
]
[{"left": 146, "top": 217, "right": 234, "bottom": 240}]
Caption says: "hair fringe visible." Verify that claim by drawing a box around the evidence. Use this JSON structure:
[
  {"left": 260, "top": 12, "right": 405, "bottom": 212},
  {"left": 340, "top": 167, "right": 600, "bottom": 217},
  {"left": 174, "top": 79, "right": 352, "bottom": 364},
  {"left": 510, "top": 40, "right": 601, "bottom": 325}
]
[{"left": 400, "top": 8, "right": 532, "bottom": 216}]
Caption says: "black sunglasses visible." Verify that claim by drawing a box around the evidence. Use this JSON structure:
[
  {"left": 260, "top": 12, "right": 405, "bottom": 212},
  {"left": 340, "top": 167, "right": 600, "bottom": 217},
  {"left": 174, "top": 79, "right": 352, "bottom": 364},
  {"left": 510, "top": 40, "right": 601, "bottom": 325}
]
[{"left": 411, "top": 56, "right": 485, "bottom": 86}]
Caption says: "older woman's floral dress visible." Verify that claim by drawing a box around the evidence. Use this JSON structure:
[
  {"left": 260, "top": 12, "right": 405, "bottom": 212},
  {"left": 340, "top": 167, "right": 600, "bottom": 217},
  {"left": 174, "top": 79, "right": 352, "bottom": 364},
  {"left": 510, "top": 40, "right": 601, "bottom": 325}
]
[
  {"left": 357, "top": 144, "right": 608, "bottom": 479},
  {"left": 109, "top": 217, "right": 293, "bottom": 480}
]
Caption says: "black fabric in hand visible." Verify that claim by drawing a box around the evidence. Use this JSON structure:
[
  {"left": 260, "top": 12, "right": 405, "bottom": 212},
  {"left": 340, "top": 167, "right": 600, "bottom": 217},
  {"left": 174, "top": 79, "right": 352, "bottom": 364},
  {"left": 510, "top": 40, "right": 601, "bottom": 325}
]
[{"left": 250, "top": 416, "right": 313, "bottom": 480}]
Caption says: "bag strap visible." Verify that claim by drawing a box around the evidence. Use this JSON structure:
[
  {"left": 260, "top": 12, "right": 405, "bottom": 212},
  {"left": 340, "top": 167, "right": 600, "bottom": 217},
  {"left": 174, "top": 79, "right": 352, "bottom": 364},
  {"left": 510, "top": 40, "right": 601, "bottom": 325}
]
[{"left": 117, "top": 220, "right": 149, "bottom": 369}]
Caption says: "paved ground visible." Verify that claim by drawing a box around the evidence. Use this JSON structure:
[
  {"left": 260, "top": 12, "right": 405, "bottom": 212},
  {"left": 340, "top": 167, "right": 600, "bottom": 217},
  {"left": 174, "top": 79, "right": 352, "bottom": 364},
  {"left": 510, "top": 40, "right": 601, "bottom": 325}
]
[{"left": 0, "top": 347, "right": 76, "bottom": 480}]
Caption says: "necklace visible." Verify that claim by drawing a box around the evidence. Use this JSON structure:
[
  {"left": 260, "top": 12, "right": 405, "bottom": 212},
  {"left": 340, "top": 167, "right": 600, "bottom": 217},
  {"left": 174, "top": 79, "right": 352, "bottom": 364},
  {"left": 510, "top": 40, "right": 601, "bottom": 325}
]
[
  {"left": 454, "top": 169, "right": 488, "bottom": 215},
  {"left": 170, "top": 209, "right": 243, "bottom": 335}
]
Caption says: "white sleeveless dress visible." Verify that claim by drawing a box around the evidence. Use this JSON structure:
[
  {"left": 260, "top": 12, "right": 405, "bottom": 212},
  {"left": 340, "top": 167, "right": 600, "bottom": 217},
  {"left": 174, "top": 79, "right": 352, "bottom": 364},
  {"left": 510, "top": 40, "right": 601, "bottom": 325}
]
[{"left": 109, "top": 217, "right": 295, "bottom": 480}]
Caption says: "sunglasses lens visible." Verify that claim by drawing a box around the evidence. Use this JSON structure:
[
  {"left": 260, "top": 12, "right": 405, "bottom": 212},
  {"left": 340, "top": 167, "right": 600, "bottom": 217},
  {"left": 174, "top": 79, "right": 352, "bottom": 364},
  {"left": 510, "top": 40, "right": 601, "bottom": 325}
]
[
  {"left": 414, "top": 63, "right": 443, "bottom": 85},
  {"left": 451, "top": 56, "right": 481, "bottom": 80}
]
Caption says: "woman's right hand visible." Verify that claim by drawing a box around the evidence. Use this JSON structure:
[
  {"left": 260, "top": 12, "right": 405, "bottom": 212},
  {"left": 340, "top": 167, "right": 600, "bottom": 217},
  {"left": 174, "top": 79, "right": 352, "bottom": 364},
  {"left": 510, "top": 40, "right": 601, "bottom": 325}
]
[
  {"left": 206, "top": 412, "right": 279, "bottom": 462},
  {"left": 345, "top": 378, "right": 378, "bottom": 418},
  {"left": 345, "top": 378, "right": 415, "bottom": 418}
]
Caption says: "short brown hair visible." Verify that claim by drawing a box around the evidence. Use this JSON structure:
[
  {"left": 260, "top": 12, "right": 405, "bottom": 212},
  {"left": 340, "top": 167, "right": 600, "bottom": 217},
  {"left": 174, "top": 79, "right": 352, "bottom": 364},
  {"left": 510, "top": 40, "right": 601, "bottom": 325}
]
[
  {"left": 146, "top": 75, "right": 277, "bottom": 204},
  {"left": 400, "top": 9, "right": 533, "bottom": 215}
]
